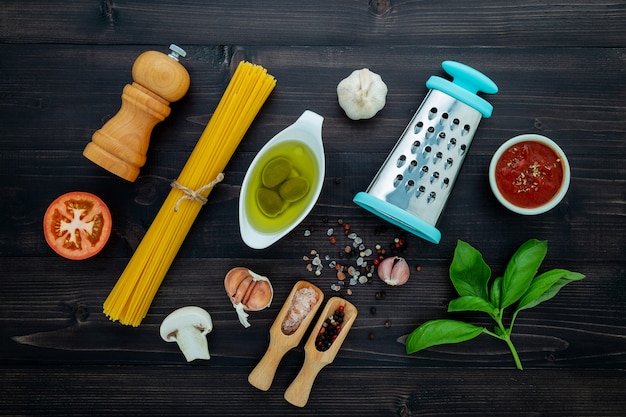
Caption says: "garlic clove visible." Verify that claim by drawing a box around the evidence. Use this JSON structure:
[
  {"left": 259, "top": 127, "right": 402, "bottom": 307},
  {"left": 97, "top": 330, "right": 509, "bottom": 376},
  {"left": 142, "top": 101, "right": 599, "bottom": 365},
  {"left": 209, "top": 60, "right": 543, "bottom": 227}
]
[
  {"left": 337, "top": 68, "right": 388, "bottom": 120},
  {"left": 244, "top": 279, "right": 273, "bottom": 310},
  {"left": 224, "top": 267, "right": 274, "bottom": 327},
  {"left": 377, "top": 256, "right": 410, "bottom": 286}
]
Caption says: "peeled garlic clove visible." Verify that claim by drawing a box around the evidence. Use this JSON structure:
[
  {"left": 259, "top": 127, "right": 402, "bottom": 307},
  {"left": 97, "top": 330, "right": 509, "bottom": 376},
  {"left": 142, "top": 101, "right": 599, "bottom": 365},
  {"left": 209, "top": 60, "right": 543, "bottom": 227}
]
[
  {"left": 224, "top": 267, "right": 274, "bottom": 327},
  {"left": 377, "top": 256, "right": 410, "bottom": 286},
  {"left": 337, "top": 68, "right": 388, "bottom": 120}
]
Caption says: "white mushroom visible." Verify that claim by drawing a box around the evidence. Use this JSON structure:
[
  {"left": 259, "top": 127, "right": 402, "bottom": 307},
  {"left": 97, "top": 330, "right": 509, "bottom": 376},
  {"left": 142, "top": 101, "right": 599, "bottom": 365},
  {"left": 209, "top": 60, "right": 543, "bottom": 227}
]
[
  {"left": 337, "top": 68, "right": 388, "bottom": 120},
  {"left": 159, "top": 306, "right": 213, "bottom": 362}
]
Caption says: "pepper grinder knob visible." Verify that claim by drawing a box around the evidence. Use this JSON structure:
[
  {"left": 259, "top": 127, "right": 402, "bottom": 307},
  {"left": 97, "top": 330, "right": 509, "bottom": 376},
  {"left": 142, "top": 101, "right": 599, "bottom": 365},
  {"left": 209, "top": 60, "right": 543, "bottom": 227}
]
[{"left": 83, "top": 44, "right": 190, "bottom": 182}]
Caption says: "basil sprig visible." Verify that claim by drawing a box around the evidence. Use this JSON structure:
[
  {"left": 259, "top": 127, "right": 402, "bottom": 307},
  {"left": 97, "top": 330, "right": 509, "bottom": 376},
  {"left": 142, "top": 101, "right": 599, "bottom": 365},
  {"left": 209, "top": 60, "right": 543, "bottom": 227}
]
[{"left": 405, "top": 239, "right": 585, "bottom": 370}]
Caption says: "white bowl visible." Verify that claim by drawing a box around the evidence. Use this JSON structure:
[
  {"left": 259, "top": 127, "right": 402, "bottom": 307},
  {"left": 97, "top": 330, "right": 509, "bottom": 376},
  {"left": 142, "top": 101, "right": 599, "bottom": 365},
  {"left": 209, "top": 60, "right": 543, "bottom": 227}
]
[
  {"left": 239, "top": 110, "right": 325, "bottom": 249},
  {"left": 489, "top": 134, "right": 570, "bottom": 215}
]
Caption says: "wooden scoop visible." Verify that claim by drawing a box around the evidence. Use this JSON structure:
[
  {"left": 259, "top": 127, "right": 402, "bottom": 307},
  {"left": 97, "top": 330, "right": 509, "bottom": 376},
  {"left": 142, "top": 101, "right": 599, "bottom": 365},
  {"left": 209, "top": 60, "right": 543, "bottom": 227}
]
[
  {"left": 283, "top": 296, "right": 358, "bottom": 407},
  {"left": 248, "top": 280, "right": 324, "bottom": 391}
]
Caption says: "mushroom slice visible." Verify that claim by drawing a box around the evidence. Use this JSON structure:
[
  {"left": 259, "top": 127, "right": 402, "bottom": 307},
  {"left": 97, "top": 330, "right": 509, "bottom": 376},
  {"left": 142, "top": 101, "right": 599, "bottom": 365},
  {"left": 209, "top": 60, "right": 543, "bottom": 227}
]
[{"left": 160, "top": 306, "right": 213, "bottom": 362}]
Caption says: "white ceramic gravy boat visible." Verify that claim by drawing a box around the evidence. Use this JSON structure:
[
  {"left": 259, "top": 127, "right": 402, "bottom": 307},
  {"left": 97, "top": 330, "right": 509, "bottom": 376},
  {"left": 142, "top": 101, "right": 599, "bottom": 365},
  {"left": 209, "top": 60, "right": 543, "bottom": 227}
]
[{"left": 239, "top": 110, "right": 325, "bottom": 249}]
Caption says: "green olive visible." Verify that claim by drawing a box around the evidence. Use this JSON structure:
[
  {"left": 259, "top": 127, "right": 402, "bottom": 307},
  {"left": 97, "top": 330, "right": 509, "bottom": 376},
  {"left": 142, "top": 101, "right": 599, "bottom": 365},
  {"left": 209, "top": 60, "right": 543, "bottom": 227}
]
[
  {"left": 262, "top": 157, "right": 293, "bottom": 188},
  {"left": 256, "top": 188, "right": 284, "bottom": 217},
  {"left": 279, "top": 176, "right": 310, "bottom": 202}
]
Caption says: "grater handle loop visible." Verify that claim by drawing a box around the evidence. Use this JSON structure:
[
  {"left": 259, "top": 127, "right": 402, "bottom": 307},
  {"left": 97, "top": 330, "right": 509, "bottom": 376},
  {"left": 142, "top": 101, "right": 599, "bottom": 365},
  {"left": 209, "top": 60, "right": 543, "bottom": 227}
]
[
  {"left": 426, "top": 61, "right": 498, "bottom": 118},
  {"left": 442, "top": 61, "right": 498, "bottom": 95}
]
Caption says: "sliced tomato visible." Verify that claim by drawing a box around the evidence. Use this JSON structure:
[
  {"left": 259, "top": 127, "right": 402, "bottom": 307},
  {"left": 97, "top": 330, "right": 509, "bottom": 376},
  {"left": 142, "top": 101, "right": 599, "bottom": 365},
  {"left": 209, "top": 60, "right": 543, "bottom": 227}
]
[{"left": 43, "top": 191, "right": 112, "bottom": 260}]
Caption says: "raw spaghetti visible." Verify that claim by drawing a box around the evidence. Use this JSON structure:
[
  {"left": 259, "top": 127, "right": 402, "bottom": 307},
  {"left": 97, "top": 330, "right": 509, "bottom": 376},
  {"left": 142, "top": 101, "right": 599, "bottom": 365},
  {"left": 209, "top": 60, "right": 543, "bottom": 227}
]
[{"left": 103, "top": 61, "right": 276, "bottom": 326}]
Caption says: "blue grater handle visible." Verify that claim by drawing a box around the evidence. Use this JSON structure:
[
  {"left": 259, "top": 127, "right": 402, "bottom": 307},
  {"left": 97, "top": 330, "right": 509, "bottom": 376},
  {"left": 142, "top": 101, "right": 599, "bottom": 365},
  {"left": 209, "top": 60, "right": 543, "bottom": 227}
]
[
  {"left": 426, "top": 61, "right": 498, "bottom": 118},
  {"left": 353, "top": 192, "right": 442, "bottom": 244}
]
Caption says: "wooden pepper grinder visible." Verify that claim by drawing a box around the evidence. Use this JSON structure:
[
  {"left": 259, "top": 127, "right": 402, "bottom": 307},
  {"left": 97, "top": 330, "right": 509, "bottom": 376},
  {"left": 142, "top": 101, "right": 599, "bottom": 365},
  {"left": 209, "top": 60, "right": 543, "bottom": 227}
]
[{"left": 83, "top": 44, "right": 190, "bottom": 182}]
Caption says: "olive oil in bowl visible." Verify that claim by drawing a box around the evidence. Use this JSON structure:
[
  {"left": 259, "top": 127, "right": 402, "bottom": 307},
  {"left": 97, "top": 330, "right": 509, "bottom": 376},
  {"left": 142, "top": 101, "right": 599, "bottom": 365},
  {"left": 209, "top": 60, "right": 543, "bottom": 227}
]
[
  {"left": 244, "top": 141, "right": 319, "bottom": 233},
  {"left": 239, "top": 111, "right": 325, "bottom": 249}
]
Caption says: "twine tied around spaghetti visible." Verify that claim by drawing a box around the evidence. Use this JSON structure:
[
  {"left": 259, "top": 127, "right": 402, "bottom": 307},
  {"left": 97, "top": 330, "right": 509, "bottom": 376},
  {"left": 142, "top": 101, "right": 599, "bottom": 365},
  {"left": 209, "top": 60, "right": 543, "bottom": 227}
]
[{"left": 171, "top": 173, "right": 225, "bottom": 212}]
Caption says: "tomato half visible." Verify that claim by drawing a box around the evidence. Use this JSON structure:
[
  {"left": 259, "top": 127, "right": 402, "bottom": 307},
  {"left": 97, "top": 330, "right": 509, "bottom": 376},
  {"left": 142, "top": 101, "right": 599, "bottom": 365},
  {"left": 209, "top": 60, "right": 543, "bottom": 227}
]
[{"left": 43, "top": 191, "right": 112, "bottom": 260}]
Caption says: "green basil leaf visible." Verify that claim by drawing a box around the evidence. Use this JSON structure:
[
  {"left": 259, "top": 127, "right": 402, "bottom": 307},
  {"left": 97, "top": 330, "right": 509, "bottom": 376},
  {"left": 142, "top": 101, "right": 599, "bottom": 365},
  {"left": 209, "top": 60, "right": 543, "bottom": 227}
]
[
  {"left": 448, "top": 296, "right": 498, "bottom": 315},
  {"left": 449, "top": 240, "right": 491, "bottom": 300},
  {"left": 405, "top": 319, "right": 485, "bottom": 354},
  {"left": 517, "top": 269, "right": 585, "bottom": 311},
  {"left": 501, "top": 239, "right": 547, "bottom": 309},
  {"left": 489, "top": 276, "right": 503, "bottom": 308}
]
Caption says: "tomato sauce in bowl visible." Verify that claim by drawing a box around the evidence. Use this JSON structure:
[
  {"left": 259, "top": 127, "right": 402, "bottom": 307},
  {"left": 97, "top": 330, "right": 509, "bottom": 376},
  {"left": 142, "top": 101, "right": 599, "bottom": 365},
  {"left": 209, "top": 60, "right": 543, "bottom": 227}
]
[{"left": 489, "top": 134, "right": 570, "bottom": 215}]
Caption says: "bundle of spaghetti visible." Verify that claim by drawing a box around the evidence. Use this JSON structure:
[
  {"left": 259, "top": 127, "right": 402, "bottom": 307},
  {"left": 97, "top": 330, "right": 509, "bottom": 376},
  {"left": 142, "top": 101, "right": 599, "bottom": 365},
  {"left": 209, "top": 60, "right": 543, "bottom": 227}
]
[{"left": 103, "top": 61, "right": 276, "bottom": 326}]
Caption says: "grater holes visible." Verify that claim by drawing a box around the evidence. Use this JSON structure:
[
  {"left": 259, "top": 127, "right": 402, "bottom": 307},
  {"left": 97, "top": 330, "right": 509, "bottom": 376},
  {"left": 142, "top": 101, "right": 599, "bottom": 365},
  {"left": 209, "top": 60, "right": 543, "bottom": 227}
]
[
  {"left": 461, "top": 124, "right": 471, "bottom": 136},
  {"left": 416, "top": 185, "right": 426, "bottom": 198},
  {"left": 442, "top": 177, "right": 450, "bottom": 189},
  {"left": 437, "top": 132, "right": 446, "bottom": 143},
  {"left": 459, "top": 144, "right": 467, "bottom": 155},
  {"left": 447, "top": 137, "right": 457, "bottom": 150},
  {"left": 411, "top": 140, "right": 421, "bottom": 153},
  {"left": 426, "top": 126, "right": 435, "bottom": 139},
  {"left": 405, "top": 179, "right": 415, "bottom": 193},
  {"left": 394, "top": 174, "right": 403, "bottom": 187},
  {"left": 396, "top": 154, "right": 407, "bottom": 168},
  {"left": 427, "top": 191, "right": 436, "bottom": 203},
  {"left": 414, "top": 121, "right": 424, "bottom": 134},
  {"left": 444, "top": 157, "right": 453, "bottom": 169},
  {"left": 428, "top": 107, "right": 438, "bottom": 120},
  {"left": 430, "top": 171, "right": 440, "bottom": 183},
  {"left": 439, "top": 112, "right": 449, "bottom": 125},
  {"left": 419, "top": 165, "right": 429, "bottom": 178},
  {"left": 407, "top": 159, "right": 418, "bottom": 173},
  {"left": 433, "top": 152, "right": 443, "bottom": 164},
  {"left": 422, "top": 147, "right": 432, "bottom": 160}
]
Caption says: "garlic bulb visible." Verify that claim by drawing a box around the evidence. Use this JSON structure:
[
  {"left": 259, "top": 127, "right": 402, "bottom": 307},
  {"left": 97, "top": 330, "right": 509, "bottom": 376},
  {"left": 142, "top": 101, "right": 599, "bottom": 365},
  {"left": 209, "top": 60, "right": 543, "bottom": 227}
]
[
  {"left": 337, "top": 68, "right": 388, "bottom": 120},
  {"left": 224, "top": 267, "right": 273, "bottom": 328}
]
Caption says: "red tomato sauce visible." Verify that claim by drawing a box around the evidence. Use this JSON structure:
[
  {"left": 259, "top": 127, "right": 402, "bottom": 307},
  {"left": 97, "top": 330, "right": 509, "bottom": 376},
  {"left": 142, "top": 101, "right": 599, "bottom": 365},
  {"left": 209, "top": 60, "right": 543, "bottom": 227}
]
[{"left": 495, "top": 141, "right": 564, "bottom": 208}]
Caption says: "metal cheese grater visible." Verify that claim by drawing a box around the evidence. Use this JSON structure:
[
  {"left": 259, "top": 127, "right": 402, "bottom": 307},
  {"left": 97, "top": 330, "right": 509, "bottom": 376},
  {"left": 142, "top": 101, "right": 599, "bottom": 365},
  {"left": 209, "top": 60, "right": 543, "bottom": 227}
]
[{"left": 353, "top": 61, "right": 498, "bottom": 244}]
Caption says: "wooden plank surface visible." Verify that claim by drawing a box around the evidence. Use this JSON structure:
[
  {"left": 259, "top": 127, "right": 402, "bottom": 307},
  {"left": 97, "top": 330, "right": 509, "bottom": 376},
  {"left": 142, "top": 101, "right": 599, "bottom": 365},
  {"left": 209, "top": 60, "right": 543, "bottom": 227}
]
[{"left": 1, "top": 1, "right": 625, "bottom": 416}]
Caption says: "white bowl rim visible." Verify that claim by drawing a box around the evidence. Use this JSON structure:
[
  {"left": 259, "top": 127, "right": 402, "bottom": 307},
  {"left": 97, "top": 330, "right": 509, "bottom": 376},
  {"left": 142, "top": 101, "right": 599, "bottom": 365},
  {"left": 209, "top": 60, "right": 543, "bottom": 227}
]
[{"left": 488, "top": 133, "right": 571, "bottom": 215}]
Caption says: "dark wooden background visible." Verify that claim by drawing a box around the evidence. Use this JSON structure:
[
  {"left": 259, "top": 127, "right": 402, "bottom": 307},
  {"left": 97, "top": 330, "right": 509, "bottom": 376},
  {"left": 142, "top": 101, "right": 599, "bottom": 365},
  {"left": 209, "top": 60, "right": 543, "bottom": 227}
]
[{"left": 1, "top": 1, "right": 625, "bottom": 416}]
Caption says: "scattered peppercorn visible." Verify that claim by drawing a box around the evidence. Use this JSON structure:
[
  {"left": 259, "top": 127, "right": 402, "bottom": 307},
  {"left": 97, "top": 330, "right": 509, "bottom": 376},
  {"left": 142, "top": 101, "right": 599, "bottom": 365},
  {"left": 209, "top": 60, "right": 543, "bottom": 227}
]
[
  {"left": 385, "top": 320, "right": 392, "bottom": 328},
  {"left": 302, "top": 218, "right": 416, "bottom": 298}
]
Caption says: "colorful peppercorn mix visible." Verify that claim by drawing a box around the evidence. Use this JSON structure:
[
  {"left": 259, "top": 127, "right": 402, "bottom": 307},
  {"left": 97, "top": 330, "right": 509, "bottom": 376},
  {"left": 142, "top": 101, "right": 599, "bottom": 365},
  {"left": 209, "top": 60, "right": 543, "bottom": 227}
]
[{"left": 315, "top": 305, "right": 345, "bottom": 351}]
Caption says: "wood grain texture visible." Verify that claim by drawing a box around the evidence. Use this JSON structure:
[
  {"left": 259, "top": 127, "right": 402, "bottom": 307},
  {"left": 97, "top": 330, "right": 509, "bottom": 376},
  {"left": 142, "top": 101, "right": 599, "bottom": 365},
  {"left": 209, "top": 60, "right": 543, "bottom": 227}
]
[
  {"left": 1, "top": 1, "right": 625, "bottom": 47},
  {"left": 1, "top": 0, "right": 625, "bottom": 415}
]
